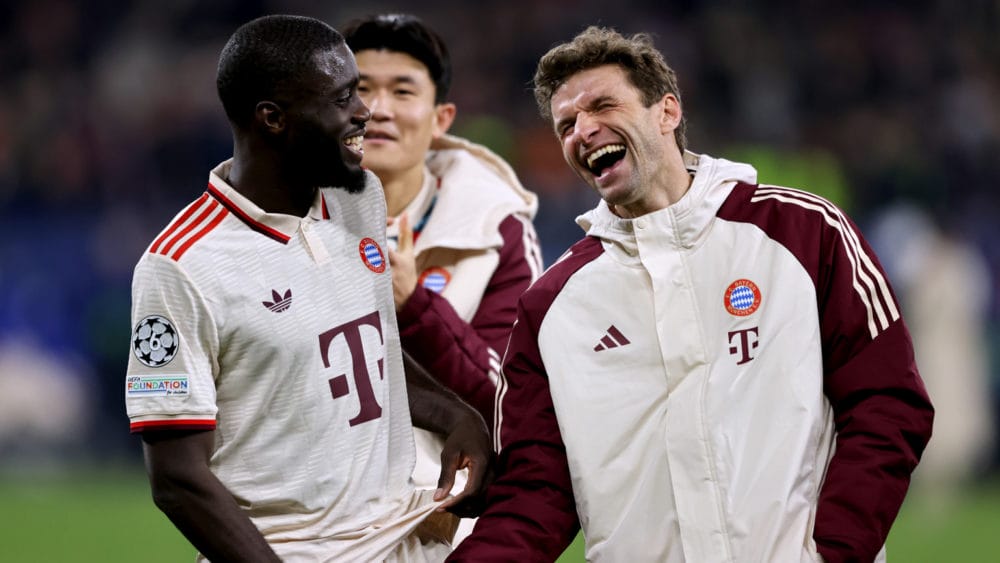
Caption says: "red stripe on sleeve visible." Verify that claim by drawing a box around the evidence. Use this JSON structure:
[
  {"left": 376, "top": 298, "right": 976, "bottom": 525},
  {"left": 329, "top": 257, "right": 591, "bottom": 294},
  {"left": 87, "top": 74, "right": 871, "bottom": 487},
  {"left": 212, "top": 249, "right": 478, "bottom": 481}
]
[
  {"left": 151, "top": 193, "right": 210, "bottom": 254},
  {"left": 159, "top": 200, "right": 221, "bottom": 256},
  {"left": 129, "top": 419, "right": 216, "bottom": 433},
  {"left": 172, "top": 207, "right": 229, "bottom": 261}
]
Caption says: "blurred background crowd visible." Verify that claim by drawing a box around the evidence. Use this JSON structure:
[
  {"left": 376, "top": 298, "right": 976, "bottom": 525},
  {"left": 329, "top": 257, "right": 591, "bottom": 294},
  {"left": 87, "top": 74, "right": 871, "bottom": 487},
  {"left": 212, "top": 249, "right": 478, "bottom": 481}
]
[{"left": 0, "top": 0, "right": 997, "bottom": 505}]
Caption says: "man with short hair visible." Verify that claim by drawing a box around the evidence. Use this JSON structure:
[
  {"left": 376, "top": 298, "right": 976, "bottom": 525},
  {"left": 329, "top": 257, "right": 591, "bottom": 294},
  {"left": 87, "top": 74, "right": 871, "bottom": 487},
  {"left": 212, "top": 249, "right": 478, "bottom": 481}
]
[
  {"left": 125, "top": 15, "right": 490, "bottom": 562},
  {"left": 343, "top": 13, "right": 543, "bottom": 544},
  {"left": 450, "top": 26, "right": 934, "bottom": 562}
]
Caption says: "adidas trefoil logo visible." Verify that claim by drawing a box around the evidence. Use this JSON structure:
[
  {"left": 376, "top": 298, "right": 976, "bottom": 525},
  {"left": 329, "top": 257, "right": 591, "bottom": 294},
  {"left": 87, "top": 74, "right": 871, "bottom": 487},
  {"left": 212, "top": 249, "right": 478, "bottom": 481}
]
[
  {"left": 263, "top": 289, "right": 292, "bottom": 313},
  {"left": 594, "top": 325, "right": 630, "bottom": 352}
]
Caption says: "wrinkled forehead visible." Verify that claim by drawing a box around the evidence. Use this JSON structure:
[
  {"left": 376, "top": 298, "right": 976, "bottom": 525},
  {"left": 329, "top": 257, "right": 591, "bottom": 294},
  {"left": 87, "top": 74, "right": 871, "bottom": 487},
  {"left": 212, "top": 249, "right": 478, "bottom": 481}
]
[{"left": 550, "top": 64, "right": 632, "bottom": 116}]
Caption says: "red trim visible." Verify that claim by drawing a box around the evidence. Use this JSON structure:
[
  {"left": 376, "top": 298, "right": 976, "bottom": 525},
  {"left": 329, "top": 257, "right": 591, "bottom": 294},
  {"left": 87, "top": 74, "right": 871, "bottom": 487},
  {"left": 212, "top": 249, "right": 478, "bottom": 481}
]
[
  {"left": 207, "top": 183, "right": 291, "bottom": 244},
  {"left": 173, "top": 207, "right": 229, "bottom": 260},
  {"left": 159, "top": 199, "right": 220, "bottom": 256},
  {"left": 151, "top": 193, "right": 210, "bottom": 254},
  {"left": 321, "top": 193, "right": 330, "bottom": 219},
  {"left": 129, "top": 419, "right": 216, "bottom": 434}
]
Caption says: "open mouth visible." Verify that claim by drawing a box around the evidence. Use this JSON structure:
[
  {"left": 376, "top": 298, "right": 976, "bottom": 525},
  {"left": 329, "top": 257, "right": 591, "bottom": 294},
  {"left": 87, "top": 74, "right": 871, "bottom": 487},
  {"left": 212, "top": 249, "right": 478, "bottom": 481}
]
[
  {"left": 585, "top": 144, "right": 626, "bottom": 176},
  {"left": 344, "top": 134, "right": 364, "bottom": 155}
]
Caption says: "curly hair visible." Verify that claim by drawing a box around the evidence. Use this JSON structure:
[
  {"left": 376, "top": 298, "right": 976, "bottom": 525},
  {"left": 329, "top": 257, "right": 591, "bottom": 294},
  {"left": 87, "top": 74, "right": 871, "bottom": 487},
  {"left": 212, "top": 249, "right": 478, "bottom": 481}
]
[{"left": 533, "top": 26, "right": 686, "bottom": 153}]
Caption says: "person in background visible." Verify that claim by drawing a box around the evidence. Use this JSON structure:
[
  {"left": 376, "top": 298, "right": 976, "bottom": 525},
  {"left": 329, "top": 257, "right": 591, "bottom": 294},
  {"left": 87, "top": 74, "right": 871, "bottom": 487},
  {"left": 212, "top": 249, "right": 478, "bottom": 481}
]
[
  {"left": 343, "top": 13, "right": 543, "bottom": 544},
  {"left": 125, "top": 15, "right": 491, "bottom": 562},
  {"left": 450, "top": 26, "right": 933, "bottom": 562}
]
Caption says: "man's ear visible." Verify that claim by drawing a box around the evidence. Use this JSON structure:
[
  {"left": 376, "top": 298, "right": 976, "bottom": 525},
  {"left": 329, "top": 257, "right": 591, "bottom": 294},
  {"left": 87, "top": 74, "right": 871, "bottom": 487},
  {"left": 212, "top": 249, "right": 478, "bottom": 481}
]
[
  {"left": 432, "top": 102, "right": 457, "bottom": 138},
  {"left": 658, "top": 93, "right": 682, "bottom": 136},
  {"left": 256, "top": 101, "right": 285, "bottom": 134}
]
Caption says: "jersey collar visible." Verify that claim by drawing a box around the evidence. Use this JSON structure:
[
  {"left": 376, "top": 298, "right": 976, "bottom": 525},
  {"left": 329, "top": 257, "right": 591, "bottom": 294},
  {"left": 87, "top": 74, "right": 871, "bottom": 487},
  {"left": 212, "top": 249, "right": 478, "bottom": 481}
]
[{"left": 206, "top": 159, "right": 330, "bottom": 244}]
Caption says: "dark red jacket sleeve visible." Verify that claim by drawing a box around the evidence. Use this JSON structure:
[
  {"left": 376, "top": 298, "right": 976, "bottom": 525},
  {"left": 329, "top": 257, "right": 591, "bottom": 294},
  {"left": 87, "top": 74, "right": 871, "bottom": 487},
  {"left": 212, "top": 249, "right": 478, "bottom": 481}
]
[
  {"left": 447, "top": 237, "right": 602, "bottom": 562},
  {"left": 719, "top": 183, "right": 934, "bottom": 562},
  {"left": 446, "top": 293, "right": 579, "bottom": 562},
  {"left": 397, "top": 214, "right": 540, "bottom": 421},
  {"left": 812, "top": 214, "right": 934, "bottom": 563}
]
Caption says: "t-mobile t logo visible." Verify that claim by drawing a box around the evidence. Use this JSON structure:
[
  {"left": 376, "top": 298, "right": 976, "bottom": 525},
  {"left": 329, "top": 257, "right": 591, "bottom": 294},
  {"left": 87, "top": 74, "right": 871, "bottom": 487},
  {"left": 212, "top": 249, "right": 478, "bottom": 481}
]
[
  {"left": 728, "top": 327, "right": 759, "bottom": 365},
  {"left": 318, "top": 311, "right": 385, "bottom": 426}
]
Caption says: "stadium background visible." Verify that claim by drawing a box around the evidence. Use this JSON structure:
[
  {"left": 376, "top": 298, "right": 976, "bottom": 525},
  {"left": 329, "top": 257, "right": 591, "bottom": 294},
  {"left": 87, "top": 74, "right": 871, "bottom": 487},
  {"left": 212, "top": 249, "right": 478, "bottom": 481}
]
[{"left": 1, "top": 0, "right": 998, "bottom": 560}]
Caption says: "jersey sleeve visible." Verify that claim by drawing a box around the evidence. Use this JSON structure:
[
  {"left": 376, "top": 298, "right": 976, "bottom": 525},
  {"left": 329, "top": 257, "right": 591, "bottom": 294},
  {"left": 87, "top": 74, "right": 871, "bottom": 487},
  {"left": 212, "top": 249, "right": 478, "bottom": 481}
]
[
  {"left": 812, "top": 211, "right": 934, "bottom": 562},
  {"left": 397, "top": 214, "right": 541, "bottom": 420},
  {"left": 125, "top": 254, "right": 219, "bottom": 433}
]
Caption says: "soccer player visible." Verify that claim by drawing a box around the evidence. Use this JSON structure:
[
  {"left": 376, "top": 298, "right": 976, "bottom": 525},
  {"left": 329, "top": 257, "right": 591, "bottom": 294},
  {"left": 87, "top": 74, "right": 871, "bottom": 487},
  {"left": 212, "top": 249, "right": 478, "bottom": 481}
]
[
  {"left": 449, "top": 27, "right": 934, "bottom": 562},
  {"left": 343, "top": 14, "right": 543, "bottom": 543},
  {"left": 124, "top": 15, "right": 490, "bottom": 562}
]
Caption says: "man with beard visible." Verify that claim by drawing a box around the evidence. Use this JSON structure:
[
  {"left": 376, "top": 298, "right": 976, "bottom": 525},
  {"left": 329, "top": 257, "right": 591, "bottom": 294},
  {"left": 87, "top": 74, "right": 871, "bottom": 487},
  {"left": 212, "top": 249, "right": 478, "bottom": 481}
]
[
  {"left": 124, "top": 15, "right": 491, "bottom": 562},
  {"left": 450, "top": 26, "right": 933, "bottom": 563}
]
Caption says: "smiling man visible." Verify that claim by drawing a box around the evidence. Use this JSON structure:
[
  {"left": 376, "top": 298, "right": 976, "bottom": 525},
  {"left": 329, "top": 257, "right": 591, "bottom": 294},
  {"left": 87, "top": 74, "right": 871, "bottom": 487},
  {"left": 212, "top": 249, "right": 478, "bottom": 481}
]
[
  {"left": 343, "top": 14, "right": 543, "bottom": 545},
  {"left": 449, "top": 26, "right": 934, "bottom": 563},
  {"left": 124, "top": 15, "right": 492, "bottom": 562}
]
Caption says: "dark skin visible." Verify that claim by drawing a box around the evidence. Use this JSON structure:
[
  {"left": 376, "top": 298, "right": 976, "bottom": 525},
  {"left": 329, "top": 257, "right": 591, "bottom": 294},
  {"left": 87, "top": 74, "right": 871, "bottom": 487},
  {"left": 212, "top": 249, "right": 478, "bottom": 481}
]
[
  {"left": 142, "top": 43, "right": 493, "bottom": 562},
  {"left": 402, "top": 350, "right": 494, "bottom": 517}
]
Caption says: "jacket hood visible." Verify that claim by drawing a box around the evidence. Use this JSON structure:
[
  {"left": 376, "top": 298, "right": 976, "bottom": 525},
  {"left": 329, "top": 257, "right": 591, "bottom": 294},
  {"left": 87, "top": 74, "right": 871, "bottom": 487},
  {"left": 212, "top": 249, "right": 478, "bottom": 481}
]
[
  {"left": 417, "top": 134, "right": 537, "bottom": 251},
  {"left": 576, "top": 152, "right": 757, "bottom": 251}
]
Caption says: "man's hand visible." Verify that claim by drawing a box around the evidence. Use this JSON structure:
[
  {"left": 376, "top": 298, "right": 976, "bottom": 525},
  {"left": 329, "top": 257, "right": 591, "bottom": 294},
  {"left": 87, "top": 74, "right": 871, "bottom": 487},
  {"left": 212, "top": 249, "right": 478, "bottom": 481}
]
[
  {"left": 403, "top": 351, "right": 495, "bottom": 518},
  {"left": 434, "top": 407, "right": 494, "bottom": 517},
  {"left": 388, "top": 213, "right": 418, "bottom": 310}
]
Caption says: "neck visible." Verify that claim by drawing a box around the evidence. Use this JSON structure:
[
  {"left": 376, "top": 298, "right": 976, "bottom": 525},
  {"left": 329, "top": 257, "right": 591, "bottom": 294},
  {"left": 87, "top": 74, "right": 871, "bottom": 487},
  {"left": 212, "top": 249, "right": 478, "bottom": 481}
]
[
  {"left": 379, "top": 164, "right": 426, "bottom": 217},
  {"left": 229, "top": 141, "right": 315, "bottom": 218}
]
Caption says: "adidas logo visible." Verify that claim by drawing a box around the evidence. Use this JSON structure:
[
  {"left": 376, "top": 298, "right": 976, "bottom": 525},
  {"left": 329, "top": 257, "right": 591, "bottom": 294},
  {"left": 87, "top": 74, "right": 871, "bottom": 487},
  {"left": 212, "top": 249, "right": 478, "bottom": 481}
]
[
  {"left": 263, "top": 289, "right": 292, "bottom": 313},
  {"left": 594, "top": 325, "right": 630, "bottom": 351}
]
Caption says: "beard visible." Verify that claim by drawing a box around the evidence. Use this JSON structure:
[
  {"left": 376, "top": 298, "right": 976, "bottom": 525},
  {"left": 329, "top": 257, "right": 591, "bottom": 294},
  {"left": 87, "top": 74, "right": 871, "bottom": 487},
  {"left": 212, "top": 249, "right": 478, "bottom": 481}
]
[
  {"left": 285, "top": 137, "right": 367, "bottom": 194},
  {"left": 333, "top": 165, "right": 367, "bottom": 194}
]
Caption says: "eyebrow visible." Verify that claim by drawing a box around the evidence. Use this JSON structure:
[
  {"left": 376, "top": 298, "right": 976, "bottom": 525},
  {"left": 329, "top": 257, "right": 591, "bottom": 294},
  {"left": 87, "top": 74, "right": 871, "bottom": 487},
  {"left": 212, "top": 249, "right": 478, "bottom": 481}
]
[
  {"left": 553, "top": 94, "right": 618, "bottom": 132},
  {"left": 588, "top": 94, "right": 617, "bottom": 108},
  {"left": 358, "top": 73, "right": 420, "bottom": 87}
]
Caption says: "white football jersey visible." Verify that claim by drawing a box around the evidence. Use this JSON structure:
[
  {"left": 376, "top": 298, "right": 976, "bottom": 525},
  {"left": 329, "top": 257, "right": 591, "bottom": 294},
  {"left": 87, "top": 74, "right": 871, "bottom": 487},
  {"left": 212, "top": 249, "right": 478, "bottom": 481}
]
[{"left": 126, "top": 160, "right": 442, "bottom": 560}]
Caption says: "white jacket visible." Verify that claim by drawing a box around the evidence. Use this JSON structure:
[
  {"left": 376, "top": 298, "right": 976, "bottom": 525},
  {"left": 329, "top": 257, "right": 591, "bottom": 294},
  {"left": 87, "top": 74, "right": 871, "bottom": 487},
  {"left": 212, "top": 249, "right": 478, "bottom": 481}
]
[{"left": 452, "top": 153, "right": 933, "bottom": 562}]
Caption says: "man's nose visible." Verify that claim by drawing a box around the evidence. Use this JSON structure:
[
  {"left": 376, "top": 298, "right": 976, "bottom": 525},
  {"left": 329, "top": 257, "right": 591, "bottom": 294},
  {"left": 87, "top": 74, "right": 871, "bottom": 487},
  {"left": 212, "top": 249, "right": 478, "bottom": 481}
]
[
  {"left": 572, "top": 112, "right": 600, "bottom": 143},
  {"left": 366, "top": 90, "right": 392, "bottom": 120}
]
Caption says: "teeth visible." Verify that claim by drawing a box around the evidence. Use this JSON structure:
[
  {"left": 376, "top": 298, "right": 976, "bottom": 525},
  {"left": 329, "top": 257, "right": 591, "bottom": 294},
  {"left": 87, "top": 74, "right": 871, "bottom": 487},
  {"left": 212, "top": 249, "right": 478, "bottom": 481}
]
[
  {"left": 586, "top": 144, "right": 625, "bottom": 169},
  {"left": 345, "top": 135, "right": 364, "bottom": 153}
]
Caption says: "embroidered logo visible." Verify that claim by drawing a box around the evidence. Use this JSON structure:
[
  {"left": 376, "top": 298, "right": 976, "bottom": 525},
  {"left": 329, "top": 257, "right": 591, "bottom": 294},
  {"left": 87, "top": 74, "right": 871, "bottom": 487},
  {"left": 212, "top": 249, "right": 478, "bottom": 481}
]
[
  {"left": 126, "top": 375, "right": 189, "bottom": 396},
  {"left": 132, "top": 315, "right": 179, "bottom": 367},
  {"left": 418, "top": 267, "right": 451, "bottom": 293},
  {"left": 359, "top": 237, "right": 386, "bottom": 273},
  {"left": 728, "top": 327, "right": 760, "bottom": 365},
  {"left": 262, "top": 289, "right": 292, "bottom": 313},
  {"left": 724, "top": 279, "right": 762, "bottom": 316},
  {"left": 594, "top": 325, "right": 631, "bottom": 352}
]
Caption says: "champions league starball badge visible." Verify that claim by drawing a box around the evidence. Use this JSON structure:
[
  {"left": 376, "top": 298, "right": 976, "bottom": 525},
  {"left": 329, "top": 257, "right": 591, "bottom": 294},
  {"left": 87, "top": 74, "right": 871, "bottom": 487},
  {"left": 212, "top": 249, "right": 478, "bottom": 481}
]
[{"left": 132, "top": 315, "right": 179, "bottom": 368}]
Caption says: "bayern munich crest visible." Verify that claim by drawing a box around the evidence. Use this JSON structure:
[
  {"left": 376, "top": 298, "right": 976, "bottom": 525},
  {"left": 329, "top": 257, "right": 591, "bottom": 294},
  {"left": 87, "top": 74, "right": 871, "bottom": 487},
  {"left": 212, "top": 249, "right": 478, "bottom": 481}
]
[
  {"left": 724, "top": 279, "right": 762, "bottom": 316},
  {"left": 418, "top": 267, "right": 451, "bottom": 293},
  {"left": 132, "top": 315, "right": 179, "bottom": 368},
  {"left": 359, "top": 237, "right": 386, "bottom": 273}
]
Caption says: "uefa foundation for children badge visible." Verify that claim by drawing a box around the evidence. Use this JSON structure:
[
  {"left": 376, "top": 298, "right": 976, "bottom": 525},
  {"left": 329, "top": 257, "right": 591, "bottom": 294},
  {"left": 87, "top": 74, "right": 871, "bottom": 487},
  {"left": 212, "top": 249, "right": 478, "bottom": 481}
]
[
  {"left": 359, "top": 237, "right": 386, "bottom": 273},
  {"left": 724, "top": 279, "right": 762, "bottom": 316}
]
